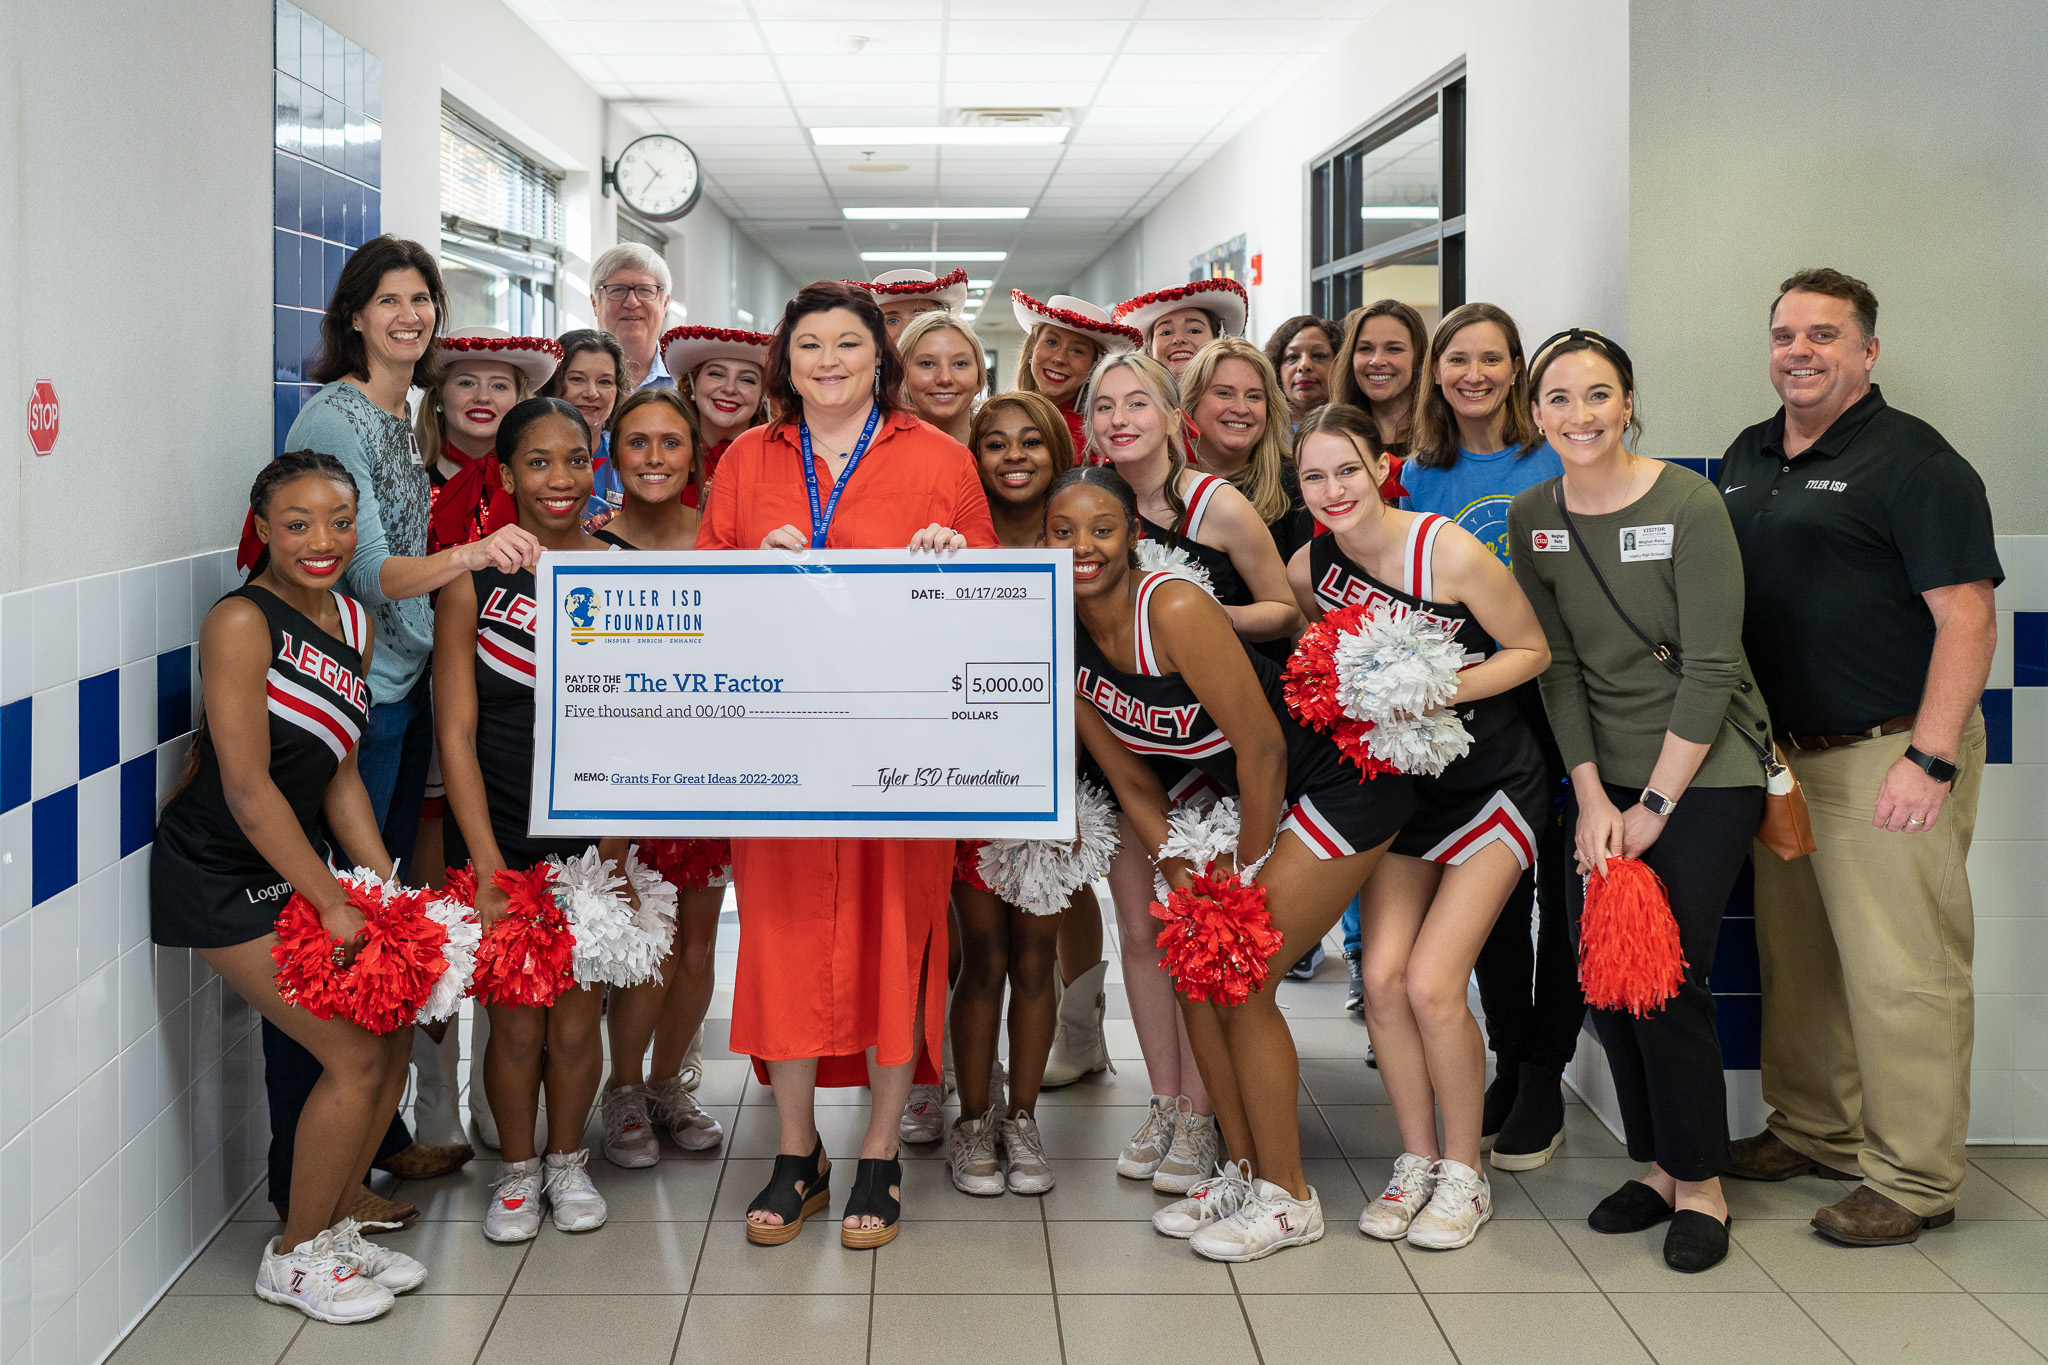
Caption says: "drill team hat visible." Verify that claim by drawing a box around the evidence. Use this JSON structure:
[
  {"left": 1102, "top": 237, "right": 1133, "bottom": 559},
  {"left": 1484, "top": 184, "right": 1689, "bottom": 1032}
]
[
  {"left": 1113, "top": 277, "right": 1249, "bottom": 340},
  {"left": 660, "top": 324, "right": 773, "bottom": 379},
  {"left": 1010, "top": 290, "right": 1142, "bottom": 353},
  {"left": 431, "top": 327, "right": 563, "bottom": 389},
  {"left": 853, "top": 267, "right": 970, "bottom": 313}
]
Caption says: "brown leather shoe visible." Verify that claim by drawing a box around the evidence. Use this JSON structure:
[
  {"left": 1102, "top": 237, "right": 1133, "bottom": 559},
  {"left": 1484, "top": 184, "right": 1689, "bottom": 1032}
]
[
  {"left": 1727, "top": 1129, "right": 1859, "bottom": 1183},
  {"left": 341, "top": 1183, "right": 421, "bottom": 1228},
  {"left": 372, "top": 1140, "right": 475, "bottom": 1181},
  {"left": 1811, "top": 1184, "right": 1955, "bottom": 1247}
]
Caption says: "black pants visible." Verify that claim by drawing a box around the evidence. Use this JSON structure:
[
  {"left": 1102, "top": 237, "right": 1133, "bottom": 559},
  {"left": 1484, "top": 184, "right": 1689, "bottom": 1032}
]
[
  {"left": 263, "top": 680, "right": 436, "bottom": 1204},
  {"left": 1474, "top": 692, "right": 1584, "bottom": 1072},
  {"left": 1567, "top": 780, "right": 1762, "bottom": 1183}
]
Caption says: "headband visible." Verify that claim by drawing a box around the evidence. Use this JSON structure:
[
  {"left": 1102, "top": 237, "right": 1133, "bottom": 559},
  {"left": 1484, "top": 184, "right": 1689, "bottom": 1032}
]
[{"left": 1530, "top": 327, "right": 1635, "bottom": 384}]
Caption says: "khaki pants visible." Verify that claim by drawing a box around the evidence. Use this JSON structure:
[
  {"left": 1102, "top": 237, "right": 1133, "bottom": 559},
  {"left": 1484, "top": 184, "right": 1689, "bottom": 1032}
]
[{"left": 1752, "top": 711, "right": 1984, "bottom": 1217}]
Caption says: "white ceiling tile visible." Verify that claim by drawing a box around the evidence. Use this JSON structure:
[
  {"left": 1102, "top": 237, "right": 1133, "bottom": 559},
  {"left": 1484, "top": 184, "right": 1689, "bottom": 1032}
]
[
  {"left": 944, "top": 21, "right": 1131, "bottom": 55},
  {"left": 772, "top": 54, "right": 925, "bottom": 84},
  {"left": 1090, "top": 80, "right": 1256, "bottom": 107},
  {"left": 944, "top": 54, "right": 1113, "bottom": 83},
  {"left": 1077, "top": 105, "right": 1216, "bottom": 128},
  {"left": 513, "top": 0, "right": 754, "bottom": 18},
  {"left": 794, "top": 106, "right": 943, "bottom": 126},
  {"left": 597, "top": 52, "right": 783, "bottom": 82},
  {"left": 1142, "top": 0, "right": 1371, "bottom": 15},
  {"left": 943, "top": 81, "right": 1103, "bottom": 107},
  {"left": 756, "top": 20, "right": 943, "bottom": 55},
  {"left": 749, "top": 0, "right": 954, "bottom": 20},
  {"left": 648, "top": 106, "right": 802, "bottom": 128},
  {"left": 1116, "top": 19, "right": 1331, "bottom": 54},
  {"left": 599, "top": 82, "right": 786, "bottom": 105},
  {"left": 1108, "top": 53, "right": 1283, "bottom": 84},
  {"left": 787, "top": 81, "right": 944, "bottom": 106},
  {"left": 566, "top": 20, "right": 764, "bottom": 54}
]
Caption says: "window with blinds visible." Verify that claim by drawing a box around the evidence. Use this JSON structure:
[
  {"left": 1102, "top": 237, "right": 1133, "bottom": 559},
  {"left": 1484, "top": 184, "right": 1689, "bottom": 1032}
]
[
  {"left": 439, "top": 106, "right": 562, "bottom": 336},
  {"left": 440, "top": 108, "right": 561, "bottom": 249}
]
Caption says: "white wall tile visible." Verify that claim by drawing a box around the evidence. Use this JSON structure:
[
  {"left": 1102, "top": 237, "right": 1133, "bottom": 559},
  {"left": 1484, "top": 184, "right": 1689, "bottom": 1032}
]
[
  {"left": 29, "top": 892, "right": 76, "bottom": 1014},
  {"left": 75, "top": 867, "right": 118, "bottom": 982},
  {"left": 0, "top": 805, "right": 27, "bottom": 927},
  {"left": 1974, "top": 764, "right": 2048, "bottom": 843},
  {"left": 1993, "top": 534, "right": 2048, "bottom": 610},
  {"left": 1990, "top": 609, "right": 2015, "bottom": 689},
  {"left": 2, "top": 1237, "right": 28, "bottom": 1361},
  {"left": 29, "top": 583, "right": 78, "bottom": 694},
  {"left": 118, "top": 850, "right": 149, "bottom": 954},
  {"left": 117, "top": 1138, "right": 152, "bottom": 1248},
  {"left": 1976, "top": 993, "right": 2014, "bottom": 1071},
  {"left": 1, "top": 1134, "right": 24, "bottom": 1255},
  {"left": 29, "top": 991, "right": 77, "bottom": 1127},
  {"left": 75, "top": 575, "right": 120, "bottom": 682},
  {"left": 28, "top": 683, "right": 77, "bottom": 802},
  {"left": 0, "top": 916, "right": 28, "bottom": 1035},
  {"left": 75, "top": 968, "right": 116, "bottom": 1085},
  {"left": 155, "top": 1175, "right": 191, "bottom": 1275},
  {"left": 117, "top": 1040, "right": 155, "bottom": 1151},
  {"left": 2015, "top": 1071, "right": 2048, "bottom": 1144},
  {"left": 76, "top": 1154, "right": 119, "bottom": 1286},
  {"left": 73, "top": 770, "right": 118, "bottom": 885},
  {"left": 74, "top": 1066, "right": 118, "bottom": 1210},
  {"left": 2017, "top": 995, "right": 2048, "bottom": 1071},
  {"left": 28, "top": 1097, "right": 75, "bottom": 1232},
  {"left": 1967, "top": 841, "right": 2041, "bottom": 919},
  {"left": 154, "top": 740, "right": 190, "bottom": 809},
  {"left": 115, "top": 1217, "right": 154, "bottom": 1328},
  {"left": 116, "top": 948, "right": 151, "bottom": 1058},
  {"left": 29, "top": 1194, "right": 76, "bottom": 1334},
  {"left": 32, "top": 1289, "right": 77, "bottom": 1365},
  {"left": 2013, "top": 687, "right": 2048, "bottom": 764},
  {"left": 115, "top": 663, "right": 152, "bottom": 771},
  {"left": 189, "top": 556, "right": 222, "bottom": 622},
  {"left": 1975, "top": 919, "right": 2024, "bottom": 994},
  {"left": 0, "top": 592, "right": 32, "bottom": 706},
  {"left": 116, "top": 570, "right": 155, "bottom": 668},
  {"left": 1969, "top": 1068, "right": 2013, "bottom": 1143},
  {"left": 79, "top": 1259, "right": 117, "bottom": 1365},
  {"left": 0, "top": 1023, "right": 26, "bottom": 1149},
  {"left": 152, "top": 562, "right": 193, "bottom": 655}
]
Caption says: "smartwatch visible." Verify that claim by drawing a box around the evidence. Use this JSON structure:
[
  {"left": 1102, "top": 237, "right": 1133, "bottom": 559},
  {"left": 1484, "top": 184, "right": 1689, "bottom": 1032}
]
[
  {"left": 1904, "top": 745, "right": 1958, "bottom": 786},
  {"left": 1639, "top": 787, "right": 1678, "bottom": 816}
]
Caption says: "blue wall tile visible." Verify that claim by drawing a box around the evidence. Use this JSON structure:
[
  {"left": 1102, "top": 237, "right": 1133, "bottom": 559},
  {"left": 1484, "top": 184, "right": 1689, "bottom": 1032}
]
[
  {"left": 1983, "top": 687, "right": 2012, "bottom": 765},
  {"left": 300, "top": 233, "right": 324, "bottom": 304},
  {"left": 364, "top": 52, "right": 381, "bottom": 120},
  {"left": 343, "top": 37, "right": 363, "bottom": 111},
  {"left": 1706, "top": 457, "right": 1723, "bottom": 484},
  {"left": 275, "top": 0, "right": 300, "bottom": 79},
  {"left": 157, "top": 647, "right": 192, "bottom": 745},
  {"left": 325, "top": 171, "right": 348, "bottom": 244},
  {"left": 1715, "top": 992, "right": 1762, "bottom": 1070},
  {"left": 2015, "top": 612, "right": 2048, "bottom": 688},
  {"left": 301, "top": 22, "right": 323, "bottom": 94},
  {"left": 322, "top": 242, "right": 344, "bottom": 304},
  {"left": 1710, "top": 916, "right": 1761, "bottom": 994},
  {"left": 273, "top": 306, "right": 302, "bottom": 383},
  {"left": 78, "top": 670, "right": 119, "bottom": 779},
  {"left": 364, "top": 195, "right": 380, "bottom": 239},
  {"left": 0, "top": 697, "right": 27, "bottom": 813},
  {"left": 31, "top": 786, "right": 77, "bottom": 905},
  {"left": 120, "top": 755, "right": 156, "bottom": 858},
  {"left": 273, "top": 229, "right": 298, "bottom": 309},
  {"left": 364, "top": 127, "right": 381, "bottom": 190}
]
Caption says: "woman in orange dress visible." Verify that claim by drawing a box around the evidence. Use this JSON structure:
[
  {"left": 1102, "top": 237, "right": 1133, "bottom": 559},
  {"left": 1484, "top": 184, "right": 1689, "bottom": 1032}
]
[{"left": 697, "top": 280, "right": 997, "bottom": 1248}]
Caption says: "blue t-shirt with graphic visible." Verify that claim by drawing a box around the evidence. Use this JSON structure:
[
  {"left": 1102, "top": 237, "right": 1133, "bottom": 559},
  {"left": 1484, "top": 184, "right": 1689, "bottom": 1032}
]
[{"left": 1398, "top": 442, "right": 1563, "bottom": 567}]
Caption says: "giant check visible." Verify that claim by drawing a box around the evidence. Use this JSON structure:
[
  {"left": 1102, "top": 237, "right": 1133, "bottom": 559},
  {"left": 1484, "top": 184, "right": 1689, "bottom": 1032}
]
[{"left": 530, "top": 549, "right": 1075, "bottom": 839}]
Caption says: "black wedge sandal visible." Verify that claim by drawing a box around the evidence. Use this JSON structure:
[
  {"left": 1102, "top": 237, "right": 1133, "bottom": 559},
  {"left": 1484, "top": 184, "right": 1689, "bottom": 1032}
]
[
  {"left": 839, "top": 1155, "right": 903, "bottom": 1249},
  {"left": 745, "top": 1139, "right": 830, "bottom": 1246}
]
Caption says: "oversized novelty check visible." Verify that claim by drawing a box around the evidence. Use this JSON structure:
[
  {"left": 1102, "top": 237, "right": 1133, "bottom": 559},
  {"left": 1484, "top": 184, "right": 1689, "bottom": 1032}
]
[{"left": 529, "top": 550, "right": 1075, "bottom": 839}]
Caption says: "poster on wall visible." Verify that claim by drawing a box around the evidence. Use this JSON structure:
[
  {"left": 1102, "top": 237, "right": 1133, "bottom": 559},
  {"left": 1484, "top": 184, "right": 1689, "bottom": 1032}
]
[{"left": 1190, "top": 234, "right": 1251, "bottom": 337}]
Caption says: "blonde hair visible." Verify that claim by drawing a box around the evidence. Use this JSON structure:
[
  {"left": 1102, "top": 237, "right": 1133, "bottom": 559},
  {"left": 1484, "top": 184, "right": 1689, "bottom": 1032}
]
[
  {"left": 968, "top": 390, "right": 1077, "bottom": 483},
  {"left": 1012, "top": 322, "right": 1103, "bottom": 401},
  {"left": 1080, "top": 349, "right": 1195, "bottom": 528},
  {"left": 898, "top": 310, "right": 989, "bottom": 396},
  {"left": 1178, "top": 337, "right": 1293, "bottom": 525},
  {"left": 413, "top": 355, "right": 532, "bottom": 461}
]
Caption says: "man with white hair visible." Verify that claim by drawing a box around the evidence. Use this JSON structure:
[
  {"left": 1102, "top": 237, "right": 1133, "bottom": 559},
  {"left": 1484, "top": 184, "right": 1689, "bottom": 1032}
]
[{"left": 591, "top": 242, "right": 675, "bottom": 391}]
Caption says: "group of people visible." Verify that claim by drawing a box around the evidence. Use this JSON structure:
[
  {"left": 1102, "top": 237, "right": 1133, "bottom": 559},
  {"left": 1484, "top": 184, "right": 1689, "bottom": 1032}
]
[{"left": 153, "top": 231, "right": 2001, "bottom": 1324}]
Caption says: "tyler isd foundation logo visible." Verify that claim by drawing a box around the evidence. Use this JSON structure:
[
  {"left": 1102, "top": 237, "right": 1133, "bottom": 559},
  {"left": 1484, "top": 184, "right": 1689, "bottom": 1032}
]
[{"left": 564, "top": 586, "right": 599, "bottom": 646}]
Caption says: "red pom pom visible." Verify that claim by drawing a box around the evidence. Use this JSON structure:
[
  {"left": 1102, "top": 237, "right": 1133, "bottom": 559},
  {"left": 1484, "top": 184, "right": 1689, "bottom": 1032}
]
[
  {"left": 441, "top": 864, "right": 478, "bottom": 907},
  {"left": 1282, "top": 606, "right": 1402, "bottom": 782},
  {"left": 470, "top": 864, "right": 576, "bottom": 1009},
  {"left": 952, "top": 840, "right": 990, "bottom": 892},
  {"left": 270, "top": 875, "right": 452, "bottom": 1032},
  {"left": 1150, "top": 870, "right": 1284, "bottom": 1006},
  {"left": 271, "top": 894, "right": 354, "bottom": 1020},
  {"left": 639, "top": 838, "right": 732, "bottom": 891},
  {"left": 1578, "top": 857, "right": 1687, "bottom": 1017}
]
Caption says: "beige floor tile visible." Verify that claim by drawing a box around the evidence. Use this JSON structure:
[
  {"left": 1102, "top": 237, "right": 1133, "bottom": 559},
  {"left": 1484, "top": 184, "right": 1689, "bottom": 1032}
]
[
  {"left": 1057, "top": 1295, "right": 1259, "bottom": 1365},
  {"left": 674, "top": 1294, "right": 870, "bottom": 1365},
  {"left": 1428, "top": 1292, "right": 1653, "bottom": 1364},
  {"left": 394, "top": 1158, "right": 503, "bottom": 1221},
  {"left": 1954, "top": 1170, "right": 2046, "bottom": 1220},
  {"left": 1297, "top": 1056, "right": 1390, "bottom": 1105},
  {"left": 281, "top": 1294, "right": 500, "bottom": 1364},
  {"left": 1032, "top": 1067, "right": 1171, "bottom": 1107},
  {"left": 1731, "top": 1220, "right": 1959, "bottom": 1293},
  {"left": 1298, "top": 1158, "right": 1367, "bottom": 1227},
  {"left": 1285, "top": 1016, "right": 1382, "bottom": 1059},
  {"left": 107, "top": 1295, "right": 302, "bottom": 1364},
  {"left": 873, "top": 1295, "right": 1062, "bottom": 1362},
  {"left": 1608, "top": 1291, "right": 1849, "bottom": 1364},
  {"left": 1558, "top": 1102, "right": 1629, "bottom": 1157},
  {"left": 375, "top": 1219, "right": 532, "bottom": 1296},
  {"left": 1553, "top": 1220, "right": 1778, "bottom": 1293},
  {"left": 1046, "top": 1222, "right": 1235, "bottom": 1295},
  {"left": 477, "top": 1295, "right": 686, "bottom": 1365},
  {"left": 1967, "top": 1146, "right": 2048, "bottom": 1160},
  {"left": 1242, "top": 1293, "right": 1454, "bottom": 1361},
  {"left": 231, "top": 1187, "right": 275, "bottom": 1222},
  {"left": 1977, "top": 1158, "right": 2048, "bottom": 1214},
  {"left": 1510, "top": 1156, "right": 1644, "bottom": 1221},
  {"left": 1102, "top": 1020, "right": 1144, "bottom": 1060},
  {"left": 1226, "top": 1224, "right": 1414, "bottom": 1293},
  {"left": 1030, "top": 1104, "right": 1159, "bottom": 1159},
  {"left": 1484, "top": 1169, "right": 1547, "bottom": 1218},
  {"left": 1318, "top": 1104, "right": 1407, "bottom": 1159},
  {"left": 874, "top": 1220, "right": 1052, "bottom": 1294},
  {"left": 1394, "top": 1220, "right": 1598, "bottom": 1294},
  {"left": 511, "top": 1219, "right": 705, "bottom": 1295},
  {"left": 1294, "top": 1104, "right": 1345, "bottom": 1159},
  {"left": 1040, "top": 1161, "right": 1180, "bottom": 1221},
  {"left": 1979, "top": 1295, "right": 2048, "bottom": 1354},
  {"left": 1794, "top": 1291, "right": 2040, "bottom": 1362},
  {"left": 165, "top": 1219, "right": 280, "bottom": 1294},
  {"left": 690, "top": 1058, "right": 751, "bottom": 1107},
  {"left": 584, "top": 1158, "right": 726, "bottom": 1222},
  {"left": 1275, "top": 980, "right": 1358, "bottom": 1018},
  {"left": 1915, "top": 1219, "right": 2048, "bottom": 1291},
  {"left": 688, "top": 1223, "right": 875, "bottom": 1295}
]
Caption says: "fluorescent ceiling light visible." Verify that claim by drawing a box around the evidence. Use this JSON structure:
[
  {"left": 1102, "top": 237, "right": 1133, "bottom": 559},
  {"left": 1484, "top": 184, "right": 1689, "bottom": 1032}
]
[
  {"left": 861, "top": 250, "right": 1008, "bottom": 262},
  {"left": 1359, "top": 206, "right": 1440, "bottom": 220},
  {"left": 813, "top": 126, "right": 1069, "bottom": 147},
  {"left": 844, "top": 207, "right": 1029, "bottom": 221}
]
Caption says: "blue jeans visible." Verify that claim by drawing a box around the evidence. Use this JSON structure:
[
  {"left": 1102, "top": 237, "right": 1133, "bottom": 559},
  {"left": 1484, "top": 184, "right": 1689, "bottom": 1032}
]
[{"left": 1341, "top": 895, "right": 1361, "bottom": 956}]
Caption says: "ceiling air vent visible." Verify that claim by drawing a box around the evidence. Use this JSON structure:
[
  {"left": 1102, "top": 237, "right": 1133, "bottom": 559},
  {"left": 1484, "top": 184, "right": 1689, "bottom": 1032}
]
[{"left": 950, "top": 108, "right": 1071, "bottom": 129}]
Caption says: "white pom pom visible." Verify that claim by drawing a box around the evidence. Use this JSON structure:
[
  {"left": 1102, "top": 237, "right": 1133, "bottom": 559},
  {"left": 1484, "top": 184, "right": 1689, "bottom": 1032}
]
[
  {"left": 1134, "top": 539, "right": 1218, "bottom": 599},
  {"left": 1365, "top": 710, "right": 1473, "bottom": 779},
  {"left": 978, "top": 779, "right": 1121, "bottom": 916},
  {"left": 1333, "top": 607, "right": 1468, "bottom": 724},
  {"left": 417, "top": 891, "right": 480, "bottom": 1024},
  {"left": 620, "top": 846, "right": 680, "bottom": 974},
  {"left": 551, "top": 846, "right": 678, "bottom": 988},
  {"left": 1151, "top": 797, "right": 1244, "bottom": 897}
]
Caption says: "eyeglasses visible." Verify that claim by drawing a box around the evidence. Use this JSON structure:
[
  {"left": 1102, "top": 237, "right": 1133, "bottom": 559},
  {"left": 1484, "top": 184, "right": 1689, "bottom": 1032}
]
[{"left": 599, "top": 283, "right": 664, "bottom": 303}]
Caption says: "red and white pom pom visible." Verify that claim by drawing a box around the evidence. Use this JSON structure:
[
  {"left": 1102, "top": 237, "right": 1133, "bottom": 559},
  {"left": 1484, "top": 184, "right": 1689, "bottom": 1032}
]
[
  {"left": 640, "top": 837, "right": 731, "bottom": 891},
  {"left": 270, "top": 867, "right": 452, "bottom": 1033},
  {"left": 470, "top": 863, "right": 577, "bottom": 1009},
  {"left": 1578, "top": 857, "right": 1687, "bottom": 1017},
  {"left": 1284, "top": 607, "right": 1402, "bottom": 782},
  {"left": 977, "top": 779, "right": 1121, "bottom": 916},
  {"left": 1134, "top": 540, "right": 1218, "bottom": 599},
  {"left": 550, "top": 846, "right": 678, "bottom": 989},
  {"left": 1150, "top": 796, "right": 1256, "bottom": 899},
  {"left": 953, "top": 839, "right": 991, "bottom": 892},
  {"left": 1151, "top": 869, "right": 1282, "bottom": 1006},
  {"left": 1332, "top": 606, "right": 1474, "bottom": 778},
  {"left": 416, "top": 875, "right": 482, "bottom": 1025}
]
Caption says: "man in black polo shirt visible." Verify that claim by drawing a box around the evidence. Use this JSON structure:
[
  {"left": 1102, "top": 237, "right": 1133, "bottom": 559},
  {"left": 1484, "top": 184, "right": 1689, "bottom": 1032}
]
[{"left": 1720, "top": 268, "right": 2001, "bottom": 1247}]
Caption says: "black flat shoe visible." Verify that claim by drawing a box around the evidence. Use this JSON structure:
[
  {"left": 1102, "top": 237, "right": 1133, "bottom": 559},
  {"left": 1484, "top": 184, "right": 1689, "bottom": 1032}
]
[
  {"left": 1588, "top": 1180, "right": 1674, "bottom": 1234},
  {"left": 745, "top": 1139, "right": 830, "bottom": 1246},
  {"left": 840, "top": 1156, "right": 903, "bottom": 1249},
  {"left": 1664, "top": 1209, "right": 1730, "bottom": 1273},
  {"left": 1479, "top": 1067, "right": 1518, "bottom": 1151}
]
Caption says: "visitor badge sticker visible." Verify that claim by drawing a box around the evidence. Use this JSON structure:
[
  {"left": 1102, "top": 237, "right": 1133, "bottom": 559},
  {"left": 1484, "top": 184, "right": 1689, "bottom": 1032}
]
[
  {"left": 1530, "top": 529, "right": 1569, "bottom": 552},
  {"left": 1618, "top": 524, "right": 1674, "bottom": 562},
  {"left": 530, "top": 549, "right": 1076, "bottom": 839}
]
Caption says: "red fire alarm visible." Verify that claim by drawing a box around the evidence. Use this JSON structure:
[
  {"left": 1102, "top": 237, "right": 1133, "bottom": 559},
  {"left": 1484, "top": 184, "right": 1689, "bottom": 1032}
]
[{"left": 1249, "top": 254, "right": 1264, "bottom": 286}]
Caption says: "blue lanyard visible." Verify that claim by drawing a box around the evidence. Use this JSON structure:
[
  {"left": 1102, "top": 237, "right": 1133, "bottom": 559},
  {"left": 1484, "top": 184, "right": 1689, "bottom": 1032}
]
[{"left": 798, "top": 405, "right": 883, "bottom": 548}]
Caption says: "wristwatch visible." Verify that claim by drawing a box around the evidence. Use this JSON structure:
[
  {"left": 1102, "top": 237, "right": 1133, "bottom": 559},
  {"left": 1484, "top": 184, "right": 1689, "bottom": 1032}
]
[
  {"left": 1639, "top": 787, "right": 1678, "bottom": 816},
  {"left": 1904, "top": 745, "right": 1959, "bottom": 785}
]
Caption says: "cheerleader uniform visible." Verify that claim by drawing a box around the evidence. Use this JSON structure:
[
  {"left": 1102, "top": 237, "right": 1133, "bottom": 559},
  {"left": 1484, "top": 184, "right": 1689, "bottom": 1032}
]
[
  {"left": 1077, "top": 571, "right": 1415, "bottom": 859},
  {"left": 1141, "top": 472, "right": 1298, "bottom": 668},
  {"left": 1307, "top": 515, "right": 1549, "bottom": 870},
  {"left": 151, "top": 587, "right": 372, "bottom": 948}
]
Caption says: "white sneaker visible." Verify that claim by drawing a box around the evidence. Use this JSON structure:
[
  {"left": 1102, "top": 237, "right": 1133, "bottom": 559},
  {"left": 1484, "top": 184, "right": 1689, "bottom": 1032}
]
[
  {"left": 1117, "top": 1095, "right": 1178, "bottom": 1180},
  {"left": 255, "top": 1230, "right": 395, "bottom": 1323},
  {"left": 1153, "top": 1160, "right": 1251, "bottom": 1239},
  {"left": 544, "top": 1149, "right": 609, "bottom": 1232},
  {"left": 949, "top": 1106, "right": 1006, "bottom": 1196},
  {"left": 1405, "top": 1159, "right": 1491, "bottom": 1250},
  {"left": 601, "top": 1085, "right": 661, "bottom": 1168},
  {"left": 326, "top": 1217, "right": 426, "bottom": 1293},
  {"left": 901, "top": 1083, "right": 947, "bottom": 1145},
  {"left": 1190, "top": 1178, "right": 1325, "bottom": 1262},
  {"left": 1358, "top": 1152, "right": 1437, "bottom": 1241},
  {"left": 484, "top": 1158, "right": 544, "bottom": 1243},
  {"left": 649, "top": 1074, "right": 724, "bottom": 1151},
  {"left": 1002, "top": 1114, "right": 1054, "bottom": 1195},
  {"left": 1154, "top": 1106, "right": 1222, "bottom": 1194}
]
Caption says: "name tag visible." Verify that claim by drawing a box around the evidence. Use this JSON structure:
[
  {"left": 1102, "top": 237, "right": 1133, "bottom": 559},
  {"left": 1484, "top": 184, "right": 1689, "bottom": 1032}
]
[
  {"left": 1619, "top": 524, "right": 1674, "bottom": 562},
  {"left": 1530, "top": 529, "right": 1569, "bottom": 552}
]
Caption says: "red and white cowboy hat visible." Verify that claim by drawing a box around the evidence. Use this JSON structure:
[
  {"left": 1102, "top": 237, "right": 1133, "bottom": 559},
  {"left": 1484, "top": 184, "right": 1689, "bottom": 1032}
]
[
  {"left": 853, "top": 267, "right": 970, "bottom": 313},
  {"left": 1113, "top": 278, "right": 1249, "bottom": 340},
  {"left": 433, "top": 327, "right": 563, "bottom": 389},
  {"left": 1010, "top": 290, "right": 1142, "bottom": 353},
  {"left": 661, "top": 324, "right": 773, "bottom": 379}
]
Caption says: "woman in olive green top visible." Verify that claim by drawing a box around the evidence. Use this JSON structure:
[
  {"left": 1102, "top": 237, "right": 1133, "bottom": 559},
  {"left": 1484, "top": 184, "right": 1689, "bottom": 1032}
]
[{"left": 1507, "top": 330, "right": 1770, "bottom": 1276}]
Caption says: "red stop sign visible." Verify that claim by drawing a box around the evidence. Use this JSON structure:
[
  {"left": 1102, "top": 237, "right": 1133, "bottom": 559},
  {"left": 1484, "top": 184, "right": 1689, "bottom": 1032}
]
[{"left": 27, "top": 380, "right": 58, "bottom": 457}]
